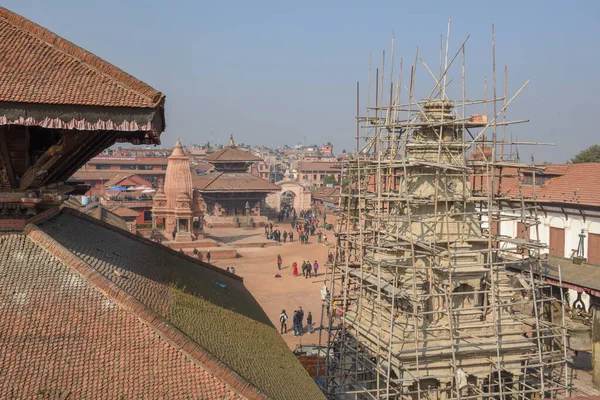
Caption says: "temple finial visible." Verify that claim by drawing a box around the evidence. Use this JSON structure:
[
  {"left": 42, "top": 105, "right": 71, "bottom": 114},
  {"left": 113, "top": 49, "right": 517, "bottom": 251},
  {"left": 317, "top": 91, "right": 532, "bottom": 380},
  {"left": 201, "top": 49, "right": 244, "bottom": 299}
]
[{"left": 229, "top": 134, "right": 236, "bottom": 148}]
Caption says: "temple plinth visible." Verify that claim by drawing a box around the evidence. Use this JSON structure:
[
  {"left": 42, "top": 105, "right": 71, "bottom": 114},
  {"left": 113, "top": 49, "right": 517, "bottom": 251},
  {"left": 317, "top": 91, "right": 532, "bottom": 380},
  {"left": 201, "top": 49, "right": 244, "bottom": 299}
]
[{"left": 152, "top": 140, "right": 204, "bottom": 241}]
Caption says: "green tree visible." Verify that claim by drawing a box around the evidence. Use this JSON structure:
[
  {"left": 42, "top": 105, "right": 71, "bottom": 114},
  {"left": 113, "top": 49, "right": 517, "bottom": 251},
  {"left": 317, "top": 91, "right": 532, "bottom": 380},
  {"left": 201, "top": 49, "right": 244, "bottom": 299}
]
[
  {"left": 323, "top": 174, "right": 339, "bottom": 186},
  {"left": 570, "top": 145, "right": 600, "bottom": 164}
]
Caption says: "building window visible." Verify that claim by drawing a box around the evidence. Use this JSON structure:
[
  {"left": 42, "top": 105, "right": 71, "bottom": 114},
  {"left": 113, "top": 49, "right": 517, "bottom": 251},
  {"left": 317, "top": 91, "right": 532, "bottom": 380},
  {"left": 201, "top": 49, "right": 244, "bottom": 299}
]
[
  {"left": 96, "top": 164, "right": 110, "bottom": 170},
  {"left": 143, "top": 211, "right": 152, "bottom": 221},
  {"left": 320, "top": 174, "right": 324, "bottom": 180},
  {"left": 313, "top": 174, "right": 317, "bottom": 180}
]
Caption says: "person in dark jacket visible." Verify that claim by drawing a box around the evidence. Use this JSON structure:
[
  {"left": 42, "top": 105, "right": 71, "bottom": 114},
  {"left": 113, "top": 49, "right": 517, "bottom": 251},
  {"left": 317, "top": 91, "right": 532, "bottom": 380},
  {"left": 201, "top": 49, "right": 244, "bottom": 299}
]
[
  {"left": 307, "top": 311, "right": 313, "bottom": 333},
  {"left": 206, "top": 250, "right": 211, "bottom": 264},
  {"left": 279, "top": 310, "right": 288, "bottom": 334},
  {"left": 297, "top": 306, "right": 304, "bottom": 336},
  {"left": 292, "top": 310, "right": 300, "bottom": 336}
]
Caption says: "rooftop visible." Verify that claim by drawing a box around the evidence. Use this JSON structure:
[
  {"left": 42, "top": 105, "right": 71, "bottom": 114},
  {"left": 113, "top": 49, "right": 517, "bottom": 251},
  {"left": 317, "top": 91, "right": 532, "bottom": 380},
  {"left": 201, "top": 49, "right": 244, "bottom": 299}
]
[
  {"left": 472, "top": 162, "right": 600, "bottom": 208},
  {"left": 0, "top": 208, "right": 323, "bottom": 399},
  {"left": 298, "top": 161, "right": 343, "bottom": 172},
  {"left": 0, "top": 7, "right": 163, "bottom": 109},
  {"left": 193, "top": 172, "right": 281, "bottom": 192},
  {"left": 204, "top": 136, "right": 262, "bottom": 164}
]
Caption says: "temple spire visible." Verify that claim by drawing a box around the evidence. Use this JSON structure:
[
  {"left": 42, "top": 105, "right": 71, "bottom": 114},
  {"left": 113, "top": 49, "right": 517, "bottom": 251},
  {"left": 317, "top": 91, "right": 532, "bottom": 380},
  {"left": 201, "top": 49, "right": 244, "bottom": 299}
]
[{"left": 229, "top": 134, "right": 236, "bottom": 148}]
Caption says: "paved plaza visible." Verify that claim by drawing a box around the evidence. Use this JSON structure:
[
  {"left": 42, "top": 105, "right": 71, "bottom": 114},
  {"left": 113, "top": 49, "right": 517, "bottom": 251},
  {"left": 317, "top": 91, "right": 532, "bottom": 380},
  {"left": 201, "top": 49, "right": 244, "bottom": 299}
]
[{"left": 210, "top": 223, "right": 332, "bottom": 350}]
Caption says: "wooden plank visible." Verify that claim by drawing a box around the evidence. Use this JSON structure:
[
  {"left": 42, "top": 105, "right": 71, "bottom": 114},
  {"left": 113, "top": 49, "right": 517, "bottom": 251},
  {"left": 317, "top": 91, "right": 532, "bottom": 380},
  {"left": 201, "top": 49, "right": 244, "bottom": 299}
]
[
  {"left": 549, "top": 227, "right": 565, "bottom": 257},
  {"left": 589, "top": 233, "right": 600, "bottom": 266}
]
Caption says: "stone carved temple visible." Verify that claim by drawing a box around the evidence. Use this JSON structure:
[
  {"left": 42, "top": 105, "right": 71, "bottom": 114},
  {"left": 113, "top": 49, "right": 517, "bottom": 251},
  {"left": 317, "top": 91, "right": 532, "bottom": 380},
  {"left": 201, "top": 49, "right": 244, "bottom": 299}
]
[{"left": 151, "top": 140, "right": 204, "bottom": 241}]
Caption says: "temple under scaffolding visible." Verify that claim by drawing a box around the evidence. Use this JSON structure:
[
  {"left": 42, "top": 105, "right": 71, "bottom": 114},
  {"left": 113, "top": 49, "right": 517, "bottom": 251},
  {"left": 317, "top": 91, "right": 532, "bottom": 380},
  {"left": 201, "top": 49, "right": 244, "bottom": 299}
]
[{"left": 317, "top": 25, "right": 571, "bottom": 399}]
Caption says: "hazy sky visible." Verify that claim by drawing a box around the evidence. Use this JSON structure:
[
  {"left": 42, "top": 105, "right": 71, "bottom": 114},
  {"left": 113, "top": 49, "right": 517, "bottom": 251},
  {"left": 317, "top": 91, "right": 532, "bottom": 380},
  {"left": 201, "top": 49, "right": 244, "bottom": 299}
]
[{"left": 6, "top": 0, "right": 600, "bottom": 162}]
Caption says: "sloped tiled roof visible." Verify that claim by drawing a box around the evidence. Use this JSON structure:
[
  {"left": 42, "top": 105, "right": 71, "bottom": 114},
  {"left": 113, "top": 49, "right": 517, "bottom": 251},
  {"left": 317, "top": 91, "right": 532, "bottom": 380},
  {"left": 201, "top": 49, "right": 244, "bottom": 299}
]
[
  {"left": 0, "top": 7, "right": 164, "bottom": 108},
  {"left": 0, "top": 233, "right": 242, "bottom": 399},
  {"left": 87, "top": 205, "right": 128, "bottom": 230},
  {"left": 204, "top": 147, "right": 262, "bottom": 163},
  {"left": 69, "top": 170, "right": 165, "bottom": 182},
  {"left": 472, "top": 163, "right": 600, "bottom": 208},
  {"left": 109, "top": 206, "right": 140, "bottom": 218},
  {"left": 193, "top": 172, "right": 281, "bottom": 192},
  {"left": 533, "top": 163, "right": 600, "bottom": 207},
  {"left": 311, "top": 187, "right": 341, "bottom": 203},
  {"left": 298, "top": 161, "right": 342, "bottom": 172},
  {"left": 30, "top": 209, "right": 323, "bottom": 399}
]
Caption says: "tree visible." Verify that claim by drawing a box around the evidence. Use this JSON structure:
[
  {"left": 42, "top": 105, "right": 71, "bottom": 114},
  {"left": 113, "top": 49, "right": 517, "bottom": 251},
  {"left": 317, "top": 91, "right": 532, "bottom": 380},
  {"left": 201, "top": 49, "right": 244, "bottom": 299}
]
[
  {"left": 570, "top": 145, "right": 600, "bottom": 164},
  {"left": 323, "top": 174, "right": 338, "bottom": 186}
]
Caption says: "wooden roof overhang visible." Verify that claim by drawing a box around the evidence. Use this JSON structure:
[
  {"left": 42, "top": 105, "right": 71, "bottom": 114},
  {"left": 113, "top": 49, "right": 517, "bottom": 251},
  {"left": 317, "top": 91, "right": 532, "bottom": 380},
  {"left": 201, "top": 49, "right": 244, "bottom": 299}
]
[
  {"left": 0, "top": 7, "right": 166, "bottom": 195},
  {"left": 0, "top": 102, "right": 165, "bottom": 192}
]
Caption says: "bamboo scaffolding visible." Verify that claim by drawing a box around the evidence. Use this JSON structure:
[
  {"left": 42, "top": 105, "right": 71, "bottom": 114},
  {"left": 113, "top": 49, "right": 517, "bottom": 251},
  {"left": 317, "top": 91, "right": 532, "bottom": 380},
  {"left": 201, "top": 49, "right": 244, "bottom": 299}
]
[{"left": 317, "top": 24, "right": 568, "bottom": 400}]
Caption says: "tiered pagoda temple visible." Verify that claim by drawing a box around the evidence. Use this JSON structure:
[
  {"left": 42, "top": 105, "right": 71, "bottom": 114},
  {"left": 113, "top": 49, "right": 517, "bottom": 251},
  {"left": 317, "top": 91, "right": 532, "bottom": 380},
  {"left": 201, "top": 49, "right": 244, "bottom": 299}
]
[
  {"left": 195, "top": 135, "right": 280, "bottom": 227},
  {"left": 151, "top": 139, "right": 204, "bottom": 241}
]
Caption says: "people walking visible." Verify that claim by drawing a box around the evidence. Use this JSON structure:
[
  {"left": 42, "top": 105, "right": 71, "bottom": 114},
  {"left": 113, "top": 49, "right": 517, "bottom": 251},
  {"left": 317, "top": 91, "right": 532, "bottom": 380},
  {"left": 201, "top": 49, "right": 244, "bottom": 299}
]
[
  {"left": 280, "top": 310, "right": 288, "bottom": 334},
  {"left": 283, "top": 231, "right": 287, "bottom": 243},
  {"left": 172, "top": 227, "right": 177, "bottom": 241},
  {"left": 206, "top": 250, "right": 211, "bottom": 264},
  {"left": 277, "top": 254, "right": 282, "bottom": 270},
  {"left": 297, "top": 307, "right": 304, "bottom": 335},
  {"left": 313, "top": 260, "right": 319, "bottom": 276},
  {"left": 292, "top": 261, "right": 299, "bottom": 276},
  {"left": 193, "top": 248, "right": 199, "bottom": 259},
  {"left": 307, "top": 311, "right": 313, "bottom": 334},
  {"left": 289, "top": 231, "right": 294, "bottom": 242},
  {"left": 292, "top": 310, "right": 300, "bottom": 336},
  {"left": 321, "top": 284, "right": 330, "bottom": 316}
]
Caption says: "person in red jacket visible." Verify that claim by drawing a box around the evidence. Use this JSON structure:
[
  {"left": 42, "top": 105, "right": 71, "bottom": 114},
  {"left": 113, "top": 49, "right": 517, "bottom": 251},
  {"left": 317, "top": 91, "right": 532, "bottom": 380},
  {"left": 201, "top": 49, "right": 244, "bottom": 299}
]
[{"left": 277, "top": 254, "right": 282, "bottom": 270}]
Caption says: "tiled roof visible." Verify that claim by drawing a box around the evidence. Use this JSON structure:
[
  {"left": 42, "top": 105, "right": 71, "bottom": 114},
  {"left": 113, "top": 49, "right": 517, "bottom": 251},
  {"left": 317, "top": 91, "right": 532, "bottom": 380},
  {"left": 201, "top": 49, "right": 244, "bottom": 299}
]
[
  {"left": 204, "top": 147, "right": 262, "bottom": 163},
  {"left": 0, "top": 7, "right": 164, "bottom": 108},
  {"left": 298, "top": 161, "right": 342, "bottom": 172},
  {"left": 471, "top": 163, "right": 600, "bottom": 208},
  {"left": 109, "top": 206, "right": 140, "bottom": 218},
  {"left": 33, "top": 210, "right": 323, "bottom": 400},
  {"left": 533, "top": 163, "right": 600, "bottom": 207},
  {"left": 193, "top": 172, "right": 281, "bottom": 192},
  {"left": 311, "top": 187, "right": 341, "bottom": 203},
  {"left": 87, "top": 205, "right": 128, "bottom": 230},
  {"left": 0, "top": 233, "right": 242, "bottom": 399},
  {"left": 89, "top": 157, "right": 170, "bottom": 165},
  {"left": 69, "top": 170, "right": 165, "bottom": 182}
]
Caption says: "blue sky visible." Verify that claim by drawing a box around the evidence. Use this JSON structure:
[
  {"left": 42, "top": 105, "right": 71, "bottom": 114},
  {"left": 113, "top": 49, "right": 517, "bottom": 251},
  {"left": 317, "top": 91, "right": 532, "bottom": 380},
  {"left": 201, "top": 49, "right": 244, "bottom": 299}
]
[{"left": 5, "top": 0, "right": 600, "bottom": 162}]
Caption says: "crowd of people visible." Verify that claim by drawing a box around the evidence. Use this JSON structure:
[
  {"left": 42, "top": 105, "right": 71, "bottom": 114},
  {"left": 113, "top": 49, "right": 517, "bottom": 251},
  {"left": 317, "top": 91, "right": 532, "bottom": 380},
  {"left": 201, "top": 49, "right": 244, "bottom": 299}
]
[
  {"left": 279, "top": 307, "right": 313, "bottom": 336},
  {"left": 266, "top": 208, "right": 332, "bottom": 244},
  {"left": 288, "top": 259, "right": 319, "bottom": 278}
]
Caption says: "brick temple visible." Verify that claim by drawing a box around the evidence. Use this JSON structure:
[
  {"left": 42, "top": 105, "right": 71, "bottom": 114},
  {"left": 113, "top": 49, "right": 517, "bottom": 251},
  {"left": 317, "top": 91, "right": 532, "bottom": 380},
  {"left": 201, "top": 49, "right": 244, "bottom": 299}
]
[{"left": 195, "top": 135, "right": 281, "bottom": 227}]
